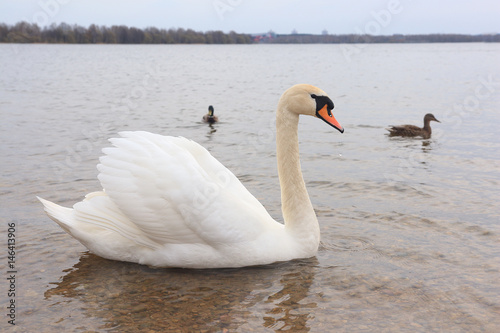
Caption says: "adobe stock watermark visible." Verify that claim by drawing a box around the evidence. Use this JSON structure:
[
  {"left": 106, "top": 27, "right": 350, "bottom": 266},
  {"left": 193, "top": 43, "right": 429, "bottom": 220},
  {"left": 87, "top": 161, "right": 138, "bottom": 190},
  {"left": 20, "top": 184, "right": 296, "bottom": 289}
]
[
  {"left": 340, "top": 0, "right": 408, "bottom": 62},
  {"left": 23, "top": 0, "right": 73, "bottom": 27},
  {"left": 440, "top": 74, "right": 498, "bottom": 129},
  {"left": 180, "top": 115, "right": 276, "bottom": 223},
  {"left": 213, "top": 0, "right": 243, "bottom": 20},
  {"left": 6, "top": 222, "right": 17, "bottom": 326},
  {"left": 9, "top": 0, "right": 73, "bottom": 54},
  {"left": 49, "top": 63, "right": 160, "bottom": 184},
  {"left": 383, "top": 74, "right": 499, "bottom": 190}
]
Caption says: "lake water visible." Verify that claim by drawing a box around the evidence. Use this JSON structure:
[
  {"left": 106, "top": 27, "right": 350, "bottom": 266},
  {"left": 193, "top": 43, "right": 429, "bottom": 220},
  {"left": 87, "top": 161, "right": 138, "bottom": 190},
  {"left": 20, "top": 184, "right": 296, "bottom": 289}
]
[{"left": 1, "top": 43, "right": 499, "bottom": 332}]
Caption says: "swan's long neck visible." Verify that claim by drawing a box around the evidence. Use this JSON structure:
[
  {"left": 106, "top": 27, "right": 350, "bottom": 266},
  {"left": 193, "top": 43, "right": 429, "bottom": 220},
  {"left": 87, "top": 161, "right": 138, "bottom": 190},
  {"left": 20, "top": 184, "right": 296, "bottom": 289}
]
[{"left": 276, "top": 104, "right": 320, "bottom": 244}]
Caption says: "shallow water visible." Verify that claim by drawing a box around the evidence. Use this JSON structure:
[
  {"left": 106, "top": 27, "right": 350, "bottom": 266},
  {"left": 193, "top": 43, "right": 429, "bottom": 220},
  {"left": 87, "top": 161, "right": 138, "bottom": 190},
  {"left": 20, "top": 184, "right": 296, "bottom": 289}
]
[{"left": 1, "top": 43, "right": 499, "bottom": 332}]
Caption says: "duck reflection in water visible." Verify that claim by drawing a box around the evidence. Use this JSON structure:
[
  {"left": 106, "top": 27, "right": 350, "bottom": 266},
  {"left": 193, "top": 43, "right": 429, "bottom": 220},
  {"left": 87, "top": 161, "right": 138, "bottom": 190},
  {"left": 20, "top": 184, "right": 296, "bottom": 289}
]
[
  {"left": 207, "top": 122, "right": 217, "bottom": 134},
  {"left": 45, "top": 253, "right": 318, "bottom": 332}
]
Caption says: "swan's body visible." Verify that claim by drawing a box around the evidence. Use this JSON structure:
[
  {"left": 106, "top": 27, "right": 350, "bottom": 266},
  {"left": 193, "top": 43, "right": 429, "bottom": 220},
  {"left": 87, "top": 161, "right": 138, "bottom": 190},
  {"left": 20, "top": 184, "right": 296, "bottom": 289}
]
[
  {"left": 387, "top": 113, "right": 440, "bottom": 139},
  {"left": 202, "top": 105, "right": 218, "bottom": 124},
  {"left": 39, "top": 84, "right": 343, "bottom": 268}
]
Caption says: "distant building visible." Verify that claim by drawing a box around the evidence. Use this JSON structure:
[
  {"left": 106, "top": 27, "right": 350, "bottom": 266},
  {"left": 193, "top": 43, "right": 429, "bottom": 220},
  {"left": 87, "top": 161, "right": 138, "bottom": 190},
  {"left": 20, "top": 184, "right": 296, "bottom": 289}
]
[{"left": 251, "top": 30, "right": 276, "bottom": 42}]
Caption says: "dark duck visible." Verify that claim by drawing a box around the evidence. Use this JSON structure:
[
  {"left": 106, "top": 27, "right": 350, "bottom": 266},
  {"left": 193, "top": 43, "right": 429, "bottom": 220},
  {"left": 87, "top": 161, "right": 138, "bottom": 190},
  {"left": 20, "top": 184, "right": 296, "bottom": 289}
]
[
  {"left": 202, "top": 105, "right": 218, "bottom": 124},
  {"left": 387, "top": 113, "right": 440, "bottom": 139}
]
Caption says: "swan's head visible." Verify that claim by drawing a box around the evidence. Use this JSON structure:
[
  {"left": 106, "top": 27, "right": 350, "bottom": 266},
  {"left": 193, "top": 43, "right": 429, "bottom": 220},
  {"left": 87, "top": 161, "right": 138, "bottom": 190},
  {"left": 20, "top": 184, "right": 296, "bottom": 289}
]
[{"left": 279, "top": 84, "right": 344, "bottom": 133}]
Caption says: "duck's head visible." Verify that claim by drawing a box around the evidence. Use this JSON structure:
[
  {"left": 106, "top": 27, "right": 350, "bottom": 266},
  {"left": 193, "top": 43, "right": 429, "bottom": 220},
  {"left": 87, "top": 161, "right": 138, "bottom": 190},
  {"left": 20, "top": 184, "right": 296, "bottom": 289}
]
[
  {"left": 279, "top": 84, "right": 344, "bottom": 133},
  {"left": 208, "top": 105, "right": 214, "bottom": 117},
  {"left": 424, "top": 113, "right": 440, "bottom": 123}
]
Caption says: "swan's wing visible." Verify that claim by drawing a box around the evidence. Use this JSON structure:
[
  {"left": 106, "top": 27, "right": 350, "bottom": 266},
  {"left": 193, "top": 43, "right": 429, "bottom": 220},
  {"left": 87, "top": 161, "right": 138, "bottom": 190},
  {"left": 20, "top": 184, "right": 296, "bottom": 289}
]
[{"left": 97, "top": 131, "right": 279, "bottom": 246}]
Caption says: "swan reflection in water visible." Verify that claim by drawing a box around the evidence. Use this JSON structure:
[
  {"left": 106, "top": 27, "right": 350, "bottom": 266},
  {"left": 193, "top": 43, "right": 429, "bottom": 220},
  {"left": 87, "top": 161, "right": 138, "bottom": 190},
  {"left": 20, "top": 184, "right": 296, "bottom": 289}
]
[{"left": 45, "top": 253, "right": 318, "bottom": 332}]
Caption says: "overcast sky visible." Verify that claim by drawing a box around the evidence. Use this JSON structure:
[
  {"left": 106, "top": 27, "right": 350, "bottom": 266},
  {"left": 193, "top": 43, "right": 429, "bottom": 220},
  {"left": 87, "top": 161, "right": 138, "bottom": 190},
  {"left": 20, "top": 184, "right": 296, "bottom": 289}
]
[{"left": 1, "top": 0, "right": 499, "bottom": 35}]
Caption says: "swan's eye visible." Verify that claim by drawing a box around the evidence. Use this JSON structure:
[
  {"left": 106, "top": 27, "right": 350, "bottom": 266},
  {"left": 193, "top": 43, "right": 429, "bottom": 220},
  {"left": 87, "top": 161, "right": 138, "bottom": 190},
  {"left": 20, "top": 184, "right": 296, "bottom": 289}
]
[{"left": 311, "top": 94, "right": 334, "bottom": 113}]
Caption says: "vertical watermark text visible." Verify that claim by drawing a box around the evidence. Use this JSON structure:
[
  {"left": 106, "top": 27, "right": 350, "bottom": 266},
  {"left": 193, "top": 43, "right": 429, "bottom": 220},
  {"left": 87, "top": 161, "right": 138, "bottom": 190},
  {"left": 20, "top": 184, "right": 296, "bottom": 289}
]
[{"left": 6, "top": 222, "right": 16, "bottom": 325}]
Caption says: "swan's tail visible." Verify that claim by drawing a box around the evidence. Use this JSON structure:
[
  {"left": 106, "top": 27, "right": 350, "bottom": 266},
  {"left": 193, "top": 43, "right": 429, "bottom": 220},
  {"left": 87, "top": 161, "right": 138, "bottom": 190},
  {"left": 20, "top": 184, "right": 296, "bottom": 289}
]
[
  {"left": 37, "top": 197, "right": 75, "bottom": 234},
  {"left": 37, "top": 194, "right": 161, "bottom": 251}
]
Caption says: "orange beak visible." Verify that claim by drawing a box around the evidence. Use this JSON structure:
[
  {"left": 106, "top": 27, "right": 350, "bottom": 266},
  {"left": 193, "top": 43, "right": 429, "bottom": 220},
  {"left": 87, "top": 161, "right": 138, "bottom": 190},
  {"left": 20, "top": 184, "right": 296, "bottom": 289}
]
[{"left": 317, "top": 104, "right": 344, "bottom": 133}]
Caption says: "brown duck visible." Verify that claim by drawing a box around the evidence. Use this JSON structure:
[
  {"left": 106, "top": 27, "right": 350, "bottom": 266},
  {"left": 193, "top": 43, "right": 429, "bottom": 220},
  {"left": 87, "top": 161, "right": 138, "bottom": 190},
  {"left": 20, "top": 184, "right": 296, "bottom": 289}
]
[
  {"left": 387, "top": 113, "right": 440, "bottom": 139},
  {"left": 202, "top": 105, "right": 218, "bottom": 124}
]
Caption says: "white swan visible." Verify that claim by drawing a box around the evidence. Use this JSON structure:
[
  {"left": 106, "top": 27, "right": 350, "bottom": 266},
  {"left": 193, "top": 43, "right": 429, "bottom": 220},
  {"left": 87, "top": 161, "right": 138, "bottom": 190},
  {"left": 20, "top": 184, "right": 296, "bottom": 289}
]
[{"left": 38, "top": 84, "right": 344, "bottom": 268}]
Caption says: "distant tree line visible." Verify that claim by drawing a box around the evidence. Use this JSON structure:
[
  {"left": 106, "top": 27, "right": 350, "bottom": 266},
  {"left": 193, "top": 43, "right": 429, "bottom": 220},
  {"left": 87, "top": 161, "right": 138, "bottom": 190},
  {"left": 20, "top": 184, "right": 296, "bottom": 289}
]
[
  {"left": 0, "top": 22, "right": 253, "bottom": 44},
  {"left": 258, "top": 32, "right": 500, "bottom": 44},
  {"left": 1, "top": 22, "right": 498, "bottom": 44}
]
